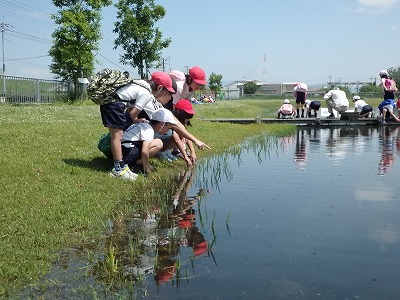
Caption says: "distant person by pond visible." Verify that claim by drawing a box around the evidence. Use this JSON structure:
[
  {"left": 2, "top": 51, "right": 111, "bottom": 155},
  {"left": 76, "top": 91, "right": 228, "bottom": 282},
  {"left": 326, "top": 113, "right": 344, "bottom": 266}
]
[
  {"left": 378, "top": 98, "right": 399, "bottom": 125},
  {"left": 293, "top": 82, "right": 308, "bottom": 118},
  {"left": 352, "top": 95, "right": 373, "bottom": 118},
  {"left": 323, "top": 87, "right": 349, "bottom": 119},
  {"left": 277, "top": 99, "right": 296, "bottom": 119},
  {"left": 305, "top": 99, "right": 320, "bottom": 118}
]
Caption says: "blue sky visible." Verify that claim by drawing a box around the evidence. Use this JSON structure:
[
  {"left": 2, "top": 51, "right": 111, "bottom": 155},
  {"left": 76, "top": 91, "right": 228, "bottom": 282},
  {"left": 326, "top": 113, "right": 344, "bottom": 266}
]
[{"left": 1, "top": 0, "right": 399, "bottom": 85}]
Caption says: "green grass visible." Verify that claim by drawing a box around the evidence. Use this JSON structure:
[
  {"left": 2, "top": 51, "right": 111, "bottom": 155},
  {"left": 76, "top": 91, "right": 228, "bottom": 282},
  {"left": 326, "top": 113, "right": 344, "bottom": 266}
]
[{"left": 0, "top": 99, "right": 297, "bottom": 297}]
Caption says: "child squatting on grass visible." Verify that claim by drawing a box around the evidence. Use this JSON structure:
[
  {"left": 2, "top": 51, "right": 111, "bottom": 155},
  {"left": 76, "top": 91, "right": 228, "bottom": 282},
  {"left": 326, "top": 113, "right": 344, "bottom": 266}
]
[
  {"left": 100, "top": 71, "right": 177, "bottom": 181},
  {"left": 121, "top": 108, "right": 178, "bottom": 177},
  {"left": 121, "top": 72, "right": 209, "bottom": 166},
  {"left": 104, "top": 71, "right": 210, "bottom": 180}
]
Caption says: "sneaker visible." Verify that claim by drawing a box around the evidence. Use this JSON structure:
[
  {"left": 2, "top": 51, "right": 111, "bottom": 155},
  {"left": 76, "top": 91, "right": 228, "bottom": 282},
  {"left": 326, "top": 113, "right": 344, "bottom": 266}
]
[
  {"left": 156, "top": 151, "right": 173, "bottom": 162},
  {"left": 165, "top": 149, "right": 178, "bottom": 161},
  {"left": 380, "top": 119, "right": 386, "bottom": 126},
  {"left": 327, "top": 114, "right": 335, "bottom": 119},
  {"left": 109, "top": 166, "right": 138, "bottom": 181}
]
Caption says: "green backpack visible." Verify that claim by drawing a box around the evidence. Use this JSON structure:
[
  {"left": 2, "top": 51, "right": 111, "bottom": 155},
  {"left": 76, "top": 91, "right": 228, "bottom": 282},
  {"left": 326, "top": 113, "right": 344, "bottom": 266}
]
[
  {"left": 97, "top": 132, "right": 113, "bottom": 159},
  {"left": 87, "top": 68, "right": 151, "bottom": 105}
]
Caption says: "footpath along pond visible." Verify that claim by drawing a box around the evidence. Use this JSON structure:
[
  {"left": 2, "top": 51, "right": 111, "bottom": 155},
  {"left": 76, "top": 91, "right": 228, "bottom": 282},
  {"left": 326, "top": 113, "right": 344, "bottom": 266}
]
[{"left": 21, "top": 126, "right": 400, "bottom": 299}]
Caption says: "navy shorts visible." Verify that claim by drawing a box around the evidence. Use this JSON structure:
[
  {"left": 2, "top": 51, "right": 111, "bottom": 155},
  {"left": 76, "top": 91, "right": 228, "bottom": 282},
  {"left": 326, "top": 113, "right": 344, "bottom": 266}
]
[
  {"left": 360, "top": 105, "right": 373, "bottom": 115},
  {"left": 295, "top": 91, "right": 306, "bottom": 104},
  {"left": 310, "top": 101, "right": 321, "bottom": 110},
  {"left": 122, "top": 142, "right": 142, "bottom": 166},
  {"left": 100, "top": 101, "right": 126, "bottom": 129}
]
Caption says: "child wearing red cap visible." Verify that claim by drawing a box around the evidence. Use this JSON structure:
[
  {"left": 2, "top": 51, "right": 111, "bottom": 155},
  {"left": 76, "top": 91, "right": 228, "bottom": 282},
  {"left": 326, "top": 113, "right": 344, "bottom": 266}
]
[
  {"left": 173, "top": 99, "right": 198, "bottom": 163},
  {"left": 116, "top": 71, "right": 209, "bottom": 169},
  {"left": 102, "top": 71, "right": 175, "bottom": 180},
  {"left": 169, "top": 66, "right": 207, "bottom": 110}
]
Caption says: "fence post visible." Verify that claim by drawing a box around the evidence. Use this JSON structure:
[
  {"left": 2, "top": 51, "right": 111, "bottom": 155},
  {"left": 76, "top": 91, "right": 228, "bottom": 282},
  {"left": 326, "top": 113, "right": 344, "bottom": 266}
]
[{"left": 35, "top": 79, "right": 40, "bottom": 103}]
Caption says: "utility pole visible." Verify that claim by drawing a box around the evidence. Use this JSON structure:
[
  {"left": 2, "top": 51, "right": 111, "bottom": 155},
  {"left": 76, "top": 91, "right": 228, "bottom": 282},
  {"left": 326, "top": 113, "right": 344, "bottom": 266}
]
[
  {"left": 161, "top": 57, "right": 170, "bottom": 72},
  {"left": 1, "top": 20, "right": 11, "bottom": 95}
]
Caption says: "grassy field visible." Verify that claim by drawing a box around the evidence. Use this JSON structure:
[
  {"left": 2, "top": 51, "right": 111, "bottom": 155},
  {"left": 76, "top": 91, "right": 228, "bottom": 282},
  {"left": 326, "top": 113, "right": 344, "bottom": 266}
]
[{"left": 0, "top": 98, "right": 300, "bottom": 297}]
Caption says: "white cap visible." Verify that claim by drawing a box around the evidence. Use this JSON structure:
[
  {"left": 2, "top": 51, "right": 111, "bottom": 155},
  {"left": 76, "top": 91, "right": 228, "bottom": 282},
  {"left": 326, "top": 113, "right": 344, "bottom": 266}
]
[
  {"left": 353, "top": 95, "right": 361, "bottom": 101},
  {"left": 379, "top": 69, "right": 388, "bottom": 76},
  {"left": 283, "top": 99, "right": 290, "bottom": 104},
  {"left": 169, "top": 70, "right": 185, "bottom": 81},
  {"left": 151, "top": 108, "right": 177, "bottom": 124}
]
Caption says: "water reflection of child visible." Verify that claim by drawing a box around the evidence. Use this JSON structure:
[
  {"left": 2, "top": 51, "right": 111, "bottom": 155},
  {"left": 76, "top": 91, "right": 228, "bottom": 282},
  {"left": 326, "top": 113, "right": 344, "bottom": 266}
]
[
  {"left": 378, "top": 127, "right": 395, "bottom": 175},
  {"left": 294, "top": 130, "right": 307, "bottom": 167},
  {"left": 153, "top": 168, "right": 209, "bottom": 284}
]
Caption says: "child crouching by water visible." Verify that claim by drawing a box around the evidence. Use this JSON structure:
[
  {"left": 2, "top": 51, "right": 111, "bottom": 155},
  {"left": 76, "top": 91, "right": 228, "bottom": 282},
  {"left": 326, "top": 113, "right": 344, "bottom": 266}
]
[
  {"left": 173, "top": 99, "right": 198, "bottom": 164},
  {"left": 121, "top": 108, "right": 177, "bottom": 177},
  {"left": 277, "top": 99, "right": 296, "bottom": 119}
]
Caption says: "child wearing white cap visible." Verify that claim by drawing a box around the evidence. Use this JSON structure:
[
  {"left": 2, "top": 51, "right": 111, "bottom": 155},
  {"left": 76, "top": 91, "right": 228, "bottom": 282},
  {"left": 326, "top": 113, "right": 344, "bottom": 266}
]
[
  {"left": 121, "top": 108, "right": 177, "bottom": 177},
  {"left": 277, "top": 99, "right": 296, "bottom": 118},
  {"left": 352, "top": 95, "right": 373, "bottom": 118}
]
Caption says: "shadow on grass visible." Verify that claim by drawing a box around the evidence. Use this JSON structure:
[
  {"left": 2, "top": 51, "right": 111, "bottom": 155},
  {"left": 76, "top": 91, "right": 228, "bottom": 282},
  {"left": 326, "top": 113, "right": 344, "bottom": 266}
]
[{"left": 63, "top": 157, "right": 111, "bottom": 172}]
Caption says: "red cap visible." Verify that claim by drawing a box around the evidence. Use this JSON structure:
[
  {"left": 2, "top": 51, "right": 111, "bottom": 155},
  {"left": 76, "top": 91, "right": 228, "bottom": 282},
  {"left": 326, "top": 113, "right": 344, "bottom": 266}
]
[
  {"left": 155, "top": 265, "right": 175, "bottom": 284},
  {"left": 178, "top": 219, "right": 193, "bottom": 228},
  {"left": 151, "top": 71, "right": 175, "bottom": 93},
  {"left": 175, "top": 99, "right": 195, "bottom": 114},
  {"left": 189, "top": 66, "right": 207, "bottom": 85},
  {"left": 193, "top": 241, "right": 208, "bottom": 256}
]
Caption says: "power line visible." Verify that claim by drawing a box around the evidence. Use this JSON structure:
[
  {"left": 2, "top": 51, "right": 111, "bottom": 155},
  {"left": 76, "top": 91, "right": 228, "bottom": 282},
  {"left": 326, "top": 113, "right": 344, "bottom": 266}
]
[
  {"left": 8, "top": 29, "right": 51, "bottom": 44},
  {"left": 7, "top": 54, "right": 49, "bottom": 61}
]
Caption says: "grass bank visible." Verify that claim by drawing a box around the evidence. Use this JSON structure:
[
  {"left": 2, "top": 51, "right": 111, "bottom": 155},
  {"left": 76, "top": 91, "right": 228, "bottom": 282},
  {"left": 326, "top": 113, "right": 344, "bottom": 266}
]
[{"left": 0, "top": 99, "right": 295, "bottom": 297}]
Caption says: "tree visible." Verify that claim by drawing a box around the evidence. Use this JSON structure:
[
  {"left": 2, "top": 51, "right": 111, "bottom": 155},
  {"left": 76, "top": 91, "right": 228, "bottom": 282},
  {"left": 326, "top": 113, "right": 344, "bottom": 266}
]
[
  {"left": 50, "top": 0, "right": 111, "bottom": 99},
  {"left": 114, "top": 0, "right": 171, "bottom": 79},
  {"left": 388, "top": 66, "right": 400, "bottom": 87},
  {"left": 359, "top": 82, "right": 381, "bottom": 93},
  {"left": 208, "top": 72, "right": 223, "bottom": 100},
  {"left": 243, "top": 81, "right": 258, "bottom": 95}
]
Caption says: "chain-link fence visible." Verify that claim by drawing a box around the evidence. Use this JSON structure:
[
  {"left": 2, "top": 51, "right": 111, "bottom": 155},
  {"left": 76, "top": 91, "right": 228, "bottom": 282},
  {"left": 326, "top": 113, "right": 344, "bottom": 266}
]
[{"left": 0, "top": 75, "right": 73, "bottom": 104}]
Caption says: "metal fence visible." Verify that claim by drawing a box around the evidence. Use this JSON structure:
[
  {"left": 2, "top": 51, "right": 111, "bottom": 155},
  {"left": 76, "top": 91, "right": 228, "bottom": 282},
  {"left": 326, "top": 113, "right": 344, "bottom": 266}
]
[{"left": 0, "top": 75, "right": 73, "bottom": 104}]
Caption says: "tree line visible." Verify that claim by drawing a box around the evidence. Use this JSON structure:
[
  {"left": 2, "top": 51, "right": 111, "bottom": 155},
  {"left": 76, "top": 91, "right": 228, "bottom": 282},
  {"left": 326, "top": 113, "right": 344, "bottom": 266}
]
[{"left": 49, "top": 0, "right": 223, "bottom": 100}]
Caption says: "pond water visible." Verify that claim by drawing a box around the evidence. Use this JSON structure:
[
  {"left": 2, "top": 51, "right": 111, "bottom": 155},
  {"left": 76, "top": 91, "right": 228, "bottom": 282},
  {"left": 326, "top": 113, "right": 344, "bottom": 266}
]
[{"left": 21, "top": 126, "right": 400, "bottom": 299}]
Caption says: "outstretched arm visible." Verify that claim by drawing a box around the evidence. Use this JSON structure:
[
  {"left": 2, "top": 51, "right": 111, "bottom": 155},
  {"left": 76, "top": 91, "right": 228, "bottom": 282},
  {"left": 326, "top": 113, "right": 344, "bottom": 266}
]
[{"left": 171, "top": 118, "right": 211, "bottom": 150}]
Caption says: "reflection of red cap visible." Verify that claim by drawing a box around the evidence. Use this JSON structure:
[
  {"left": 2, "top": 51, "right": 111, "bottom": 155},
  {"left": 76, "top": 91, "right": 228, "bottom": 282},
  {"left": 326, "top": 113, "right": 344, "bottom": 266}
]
[
  {"left": 155, "top": 266, "right": 176, "bottom": 284},
  {"left": 189, "top": 66, "right": 207, "bottom": 85},
  {"left": 175, "top": 99, "right": 195, "bottom": 114},
  {"left": 193, "top": 241, "right": 208, "bottom": 256},
  {"left": 151, "top": 71, "right": 176, "bottom": 93},
  {"left": 178, "top": 219, "right": 193, "bottom": 228}
]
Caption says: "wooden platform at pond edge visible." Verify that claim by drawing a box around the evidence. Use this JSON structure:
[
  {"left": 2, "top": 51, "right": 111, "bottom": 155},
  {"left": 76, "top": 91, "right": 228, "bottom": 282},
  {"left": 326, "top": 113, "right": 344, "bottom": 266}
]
[{"left": 202, "top": 117, "right": 397, "bottom": 127}]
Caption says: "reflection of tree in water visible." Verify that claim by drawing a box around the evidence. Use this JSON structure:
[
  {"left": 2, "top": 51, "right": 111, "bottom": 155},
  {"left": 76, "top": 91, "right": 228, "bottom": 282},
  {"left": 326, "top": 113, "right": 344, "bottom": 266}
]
[{"left": 378, "top": 127, "right": 397, "bottom": 176}]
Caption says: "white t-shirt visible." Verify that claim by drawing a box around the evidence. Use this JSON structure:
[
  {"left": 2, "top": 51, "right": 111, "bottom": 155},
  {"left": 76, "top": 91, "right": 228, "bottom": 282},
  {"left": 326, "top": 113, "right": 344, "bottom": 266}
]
[
  {"left": 116, "top": 82, "right": 161, "bottom": 119},
  {"left": 122, "top": 123, "right": 154, "bottom": 148},
  {"left": 354, "top": 100, "right": 368, "bottom": 111},
  {"left": 324, "top": 89, "right": 349, "bottom": 107}
]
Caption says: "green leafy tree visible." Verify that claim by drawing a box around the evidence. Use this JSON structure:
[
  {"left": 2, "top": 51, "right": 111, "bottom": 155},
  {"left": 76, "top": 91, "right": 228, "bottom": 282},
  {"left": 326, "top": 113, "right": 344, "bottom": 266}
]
[
  {"left": 243, "top": 81, "right": 258, "bottom": 95},
  {"left": 50, "top": 0, "right": 111, "bottom": 99},
  {"left": 208, "top": 72, "right": 223, "bottom": 100},
  {"left": 114, "top": 0, "right": 171, "bottom": 79},
  {"left": 388, "top": 66, "right": 400, "bottom": 87},
  {"left": 359, "top": 83, "right": 381, "bottom": 93}
]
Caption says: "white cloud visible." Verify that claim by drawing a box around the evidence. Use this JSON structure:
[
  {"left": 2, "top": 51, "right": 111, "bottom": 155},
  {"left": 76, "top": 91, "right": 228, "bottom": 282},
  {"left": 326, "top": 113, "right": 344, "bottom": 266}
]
[{"left": 356, "top": 0, "right": 399, "bottom": 12}]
